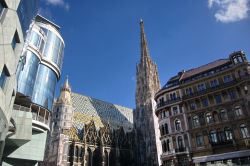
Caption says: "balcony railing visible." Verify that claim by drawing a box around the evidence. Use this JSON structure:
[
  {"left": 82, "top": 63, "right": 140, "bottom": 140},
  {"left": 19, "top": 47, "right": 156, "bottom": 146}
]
[
  {"left": 13, "top": 104, "right": 50, "bottom": 126},
  {"left": 161, "top": 147, "right": 189, "bottom": 158},
  {"left": 157, "top": 97, "right": 181, "bottom": 108},
  {"left": 210, "top": 139, "right": 233, "bottom": 147}
]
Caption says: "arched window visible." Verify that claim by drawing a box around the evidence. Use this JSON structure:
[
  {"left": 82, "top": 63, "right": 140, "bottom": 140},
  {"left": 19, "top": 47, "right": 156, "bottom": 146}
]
[
  {"left": 224, "top": 127, "right": 233, "bottom": 140},
  {"left": 177, "top": 136, "right": 184, "bottom": 150},
  {"left": 175, "top": 119, "right": 181, "bottom": 131},
  {"left": 192, "top": 115, "right": 200, "bottom": 127},
  {"left": 206, "top": 113, "right": 213, "bottom": 124},
  {"left": 209, "top": 130, "right": 218, "bottom": 144},
  {"left": 240, "top": 124, "right": 250, "bottom": 138}
]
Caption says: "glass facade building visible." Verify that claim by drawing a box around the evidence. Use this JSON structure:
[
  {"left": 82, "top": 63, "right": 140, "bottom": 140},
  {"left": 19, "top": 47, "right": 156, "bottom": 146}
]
[{"left": 17, "top": 15, "right": 64, "bottom": 110}]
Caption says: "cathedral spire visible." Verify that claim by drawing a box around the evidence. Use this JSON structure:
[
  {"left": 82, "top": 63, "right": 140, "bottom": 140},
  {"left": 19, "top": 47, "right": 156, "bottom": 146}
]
[
  {"left": 140, "top": 19, "right": 151, "bottom": 64},
  {"left": 134, "top": 20, "right": 162, "bottom": 165},
  {"left": 58, "top": 77, "right": 72, "bottom": 105}
]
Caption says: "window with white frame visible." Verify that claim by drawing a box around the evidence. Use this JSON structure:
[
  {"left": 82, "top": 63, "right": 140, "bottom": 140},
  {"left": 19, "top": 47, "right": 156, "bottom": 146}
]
[
  {"left": 196, "top": 133, "right": 204, "bottom": 147},
  {"left": 192, "top": 115, "right": 200, "bottom": 127},
  {"left": 175, "top": 119, "right": 181, "bottom": 131},
  {"left": 224, "top": 127, "right": 233, "bottom": 140},
  {"left": 172, "top": 106, "right": 178, "bottom": 115},
  {"left": 186, "top": 87, "right": 193, "bottom": 95},
  {"left": 240, "top": 124, "right": 250, "bottom": 138},
  {"left": 206, "top": 113, "right": 213, "bottom": 124},
  {"left": 210, "top": 130, "right": 218, "bottom": 143},
  {"left": 197, "top": 83, "right": 206, "bottom": 92},
  {"left": 210, "top": 79, "right": 219, "bottom": 88},
  {"left": 235, "top": 106, "right": 243, "bottom": 116},
  {"left": 223, "top": 75, "right": 233, "bottom": 83}
]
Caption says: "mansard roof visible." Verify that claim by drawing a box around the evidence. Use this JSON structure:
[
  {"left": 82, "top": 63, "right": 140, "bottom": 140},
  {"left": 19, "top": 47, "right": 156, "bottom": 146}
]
[
  {"left": 64, "top": 92, "right": 133, "bottom": 141},
  {"left": 180, "top": 59, "right": 230, "bottom": 81}
]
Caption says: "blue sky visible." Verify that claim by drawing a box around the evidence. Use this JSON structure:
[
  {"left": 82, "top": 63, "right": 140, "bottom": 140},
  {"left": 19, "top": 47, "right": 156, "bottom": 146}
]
[{"left": 39, "top": 0, "right": 250, "bottom": 108}]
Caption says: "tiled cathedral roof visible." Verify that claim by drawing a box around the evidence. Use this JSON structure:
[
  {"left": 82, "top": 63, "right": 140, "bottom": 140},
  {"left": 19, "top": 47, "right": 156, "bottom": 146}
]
[{"left": 66, "top": 92, "right": 133, "bottom": 140}]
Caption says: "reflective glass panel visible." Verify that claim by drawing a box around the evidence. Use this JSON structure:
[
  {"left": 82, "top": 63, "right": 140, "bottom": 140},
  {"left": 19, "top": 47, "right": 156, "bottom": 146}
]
[
  {"left": 17, "top": 50, "right": 40, "bottom": 97},
  {"left": 32, "top": 65, "right": 57, "bottom": 110},
  {"left": 30, "top": 31, "right": 41, "bottom": 47}
]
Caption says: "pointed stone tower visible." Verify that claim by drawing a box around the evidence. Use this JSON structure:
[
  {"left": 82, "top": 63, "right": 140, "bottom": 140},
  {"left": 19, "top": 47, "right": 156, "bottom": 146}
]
[
  {"left": 52, "top": 76, "right": 74, "bottom": 132},
  {"left": 44, "top": 77, "right": 74, "bottom": 166},
  {"left": 134, "top": 20, "right": 162, "bottom": 166}
]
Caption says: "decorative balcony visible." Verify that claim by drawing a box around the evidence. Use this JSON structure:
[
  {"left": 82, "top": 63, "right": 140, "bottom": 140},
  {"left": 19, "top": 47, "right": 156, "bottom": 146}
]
[
  {"left": 210, "top": 139, "right": 233, "bottom": 147},
  {"left": 157, "top": 97, "right": 181, "bottom": 109},
  {"left": 161, "top": 147, "right": 189, "bottom": 158}
]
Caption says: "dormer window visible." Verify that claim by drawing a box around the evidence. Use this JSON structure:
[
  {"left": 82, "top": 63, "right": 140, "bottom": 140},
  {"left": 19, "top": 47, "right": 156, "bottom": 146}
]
[{"left": 231, "top": 53, "right": 247, "bottom": 64}]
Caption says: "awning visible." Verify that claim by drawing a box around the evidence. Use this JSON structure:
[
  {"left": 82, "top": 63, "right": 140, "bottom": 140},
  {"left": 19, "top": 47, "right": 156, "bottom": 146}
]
[{"left": 193, "top": 150, "right": 250, "bottom": 163}]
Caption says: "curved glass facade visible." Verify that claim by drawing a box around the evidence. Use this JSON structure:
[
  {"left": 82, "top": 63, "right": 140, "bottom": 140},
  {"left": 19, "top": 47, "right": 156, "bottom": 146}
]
[
  {"left": 43, "top": 30, "right": 64, "bottom": 69},
  {"left": 32, "top": 65, "right": 57, "bottom": 109},
  {"left": 17, "top": 15, "right": 64, "bottom": 111},
  {"left": 17, "top": 50, "right": 40, "bottom": 97}
]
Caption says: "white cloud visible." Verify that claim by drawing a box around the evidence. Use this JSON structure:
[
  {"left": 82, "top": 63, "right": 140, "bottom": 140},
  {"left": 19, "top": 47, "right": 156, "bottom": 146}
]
[
  {"left": 45, "top": 0, "right": 70, "bottom": 11},
  {"left": 208, "top": 0, "right": 250, "bottom": 23}
]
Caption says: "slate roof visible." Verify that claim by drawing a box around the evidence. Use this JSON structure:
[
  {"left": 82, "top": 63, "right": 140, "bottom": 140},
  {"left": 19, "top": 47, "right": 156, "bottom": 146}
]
[
  {"left": 180, "top": 59, "right": 230, "bottom": 80},
  {"left": 67, "top": 92, "right": 133, "bottom": 140}
]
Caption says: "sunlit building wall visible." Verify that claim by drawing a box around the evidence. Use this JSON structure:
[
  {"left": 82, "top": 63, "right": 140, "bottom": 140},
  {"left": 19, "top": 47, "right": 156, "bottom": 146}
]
[{"left": 0, "top": 0, "right": 38, "bottom": 162}]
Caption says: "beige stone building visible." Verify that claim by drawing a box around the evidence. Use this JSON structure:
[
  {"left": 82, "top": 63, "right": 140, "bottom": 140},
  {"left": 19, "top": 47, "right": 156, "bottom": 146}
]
[{"left": 155, "top": 51, "right": 250, "bottom": 166}]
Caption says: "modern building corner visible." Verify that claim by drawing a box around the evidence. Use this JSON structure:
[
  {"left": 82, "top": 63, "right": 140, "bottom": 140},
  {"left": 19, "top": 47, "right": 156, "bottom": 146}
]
[
  {"left": 2, "top": 14, "right": 65, "bottom": 166},
  {"left": 0, "top": 0, "right": 38, "bottom": 164}
]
